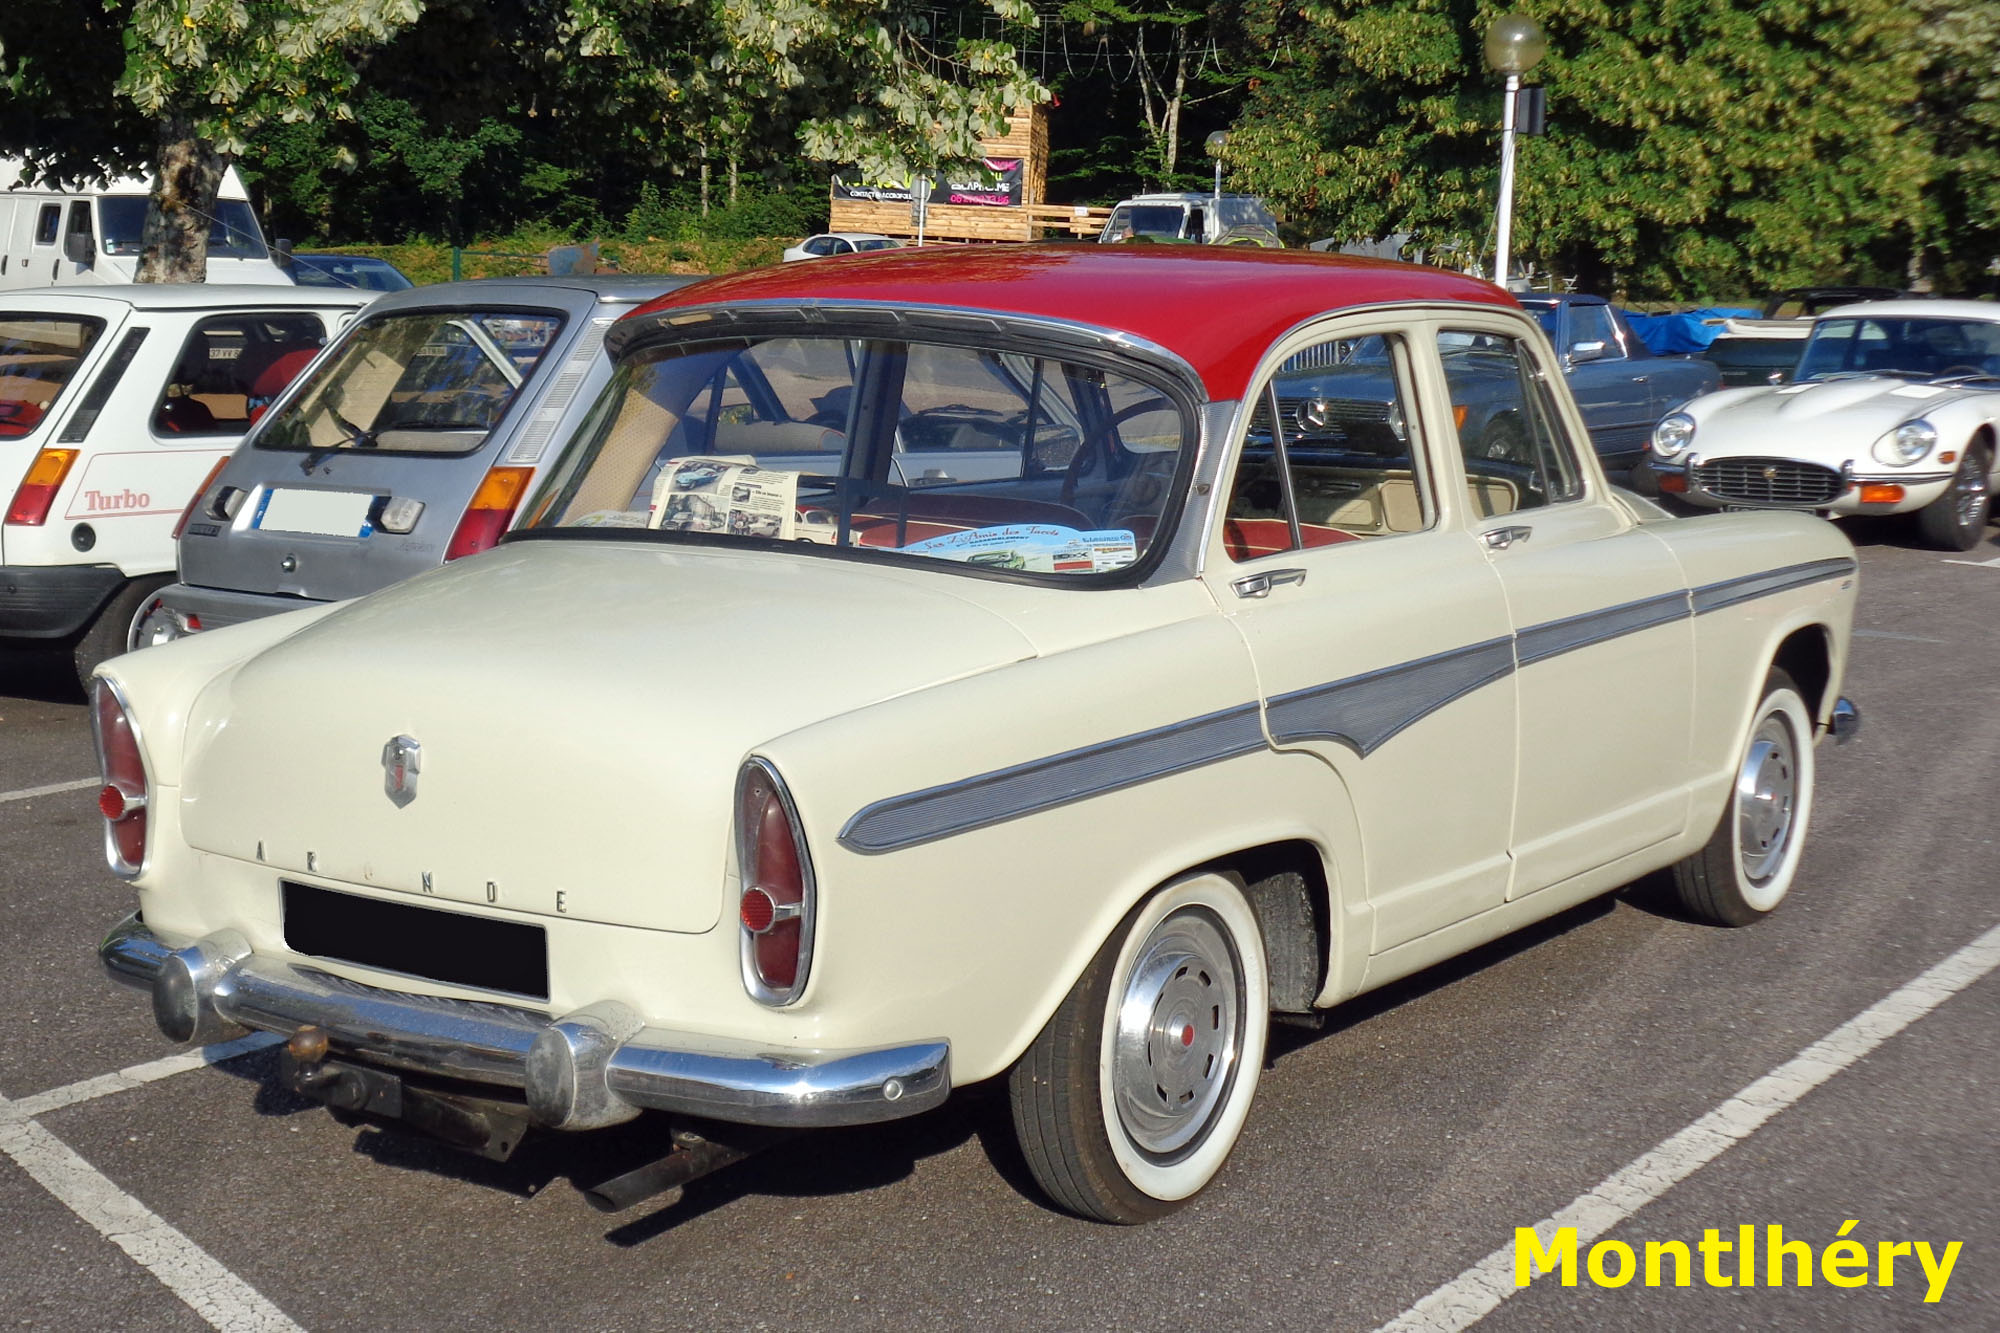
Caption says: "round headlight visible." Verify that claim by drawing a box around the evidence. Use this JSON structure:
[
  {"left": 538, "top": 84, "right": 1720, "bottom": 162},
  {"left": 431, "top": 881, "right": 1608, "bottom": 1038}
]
[
  {"left": 1652, "top": 413, "right": 1696, "bottom": 458},
  {"left": 1873, "top": 419, "right": 1937, "bottom": 467}
]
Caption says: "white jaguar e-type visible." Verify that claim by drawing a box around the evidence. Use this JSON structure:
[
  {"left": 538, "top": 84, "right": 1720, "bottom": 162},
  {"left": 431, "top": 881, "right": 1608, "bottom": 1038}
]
[{"left": 1648, "top": 300, "right": 2000, "bottom": 549}]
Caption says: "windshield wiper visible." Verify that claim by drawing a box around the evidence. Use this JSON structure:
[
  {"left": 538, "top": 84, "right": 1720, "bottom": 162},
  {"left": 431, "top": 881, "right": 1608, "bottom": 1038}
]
[{"left": 298, "top": 405, "right": 378, "bottom": 474}]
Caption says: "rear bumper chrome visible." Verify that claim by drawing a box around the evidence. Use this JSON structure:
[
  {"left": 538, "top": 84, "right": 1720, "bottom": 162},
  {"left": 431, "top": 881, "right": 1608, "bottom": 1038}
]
[{"left": 100, "top": 912, "right": 949, "bottom": 1130}]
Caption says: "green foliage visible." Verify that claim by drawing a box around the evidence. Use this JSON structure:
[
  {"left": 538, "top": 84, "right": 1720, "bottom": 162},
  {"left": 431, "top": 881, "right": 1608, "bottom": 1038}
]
[
  {"left": 118, "top": 0, "right": 425, "bottom": 155},
  {"left": 1228, "top": 0, "right": 1936, "bottom": 296}
]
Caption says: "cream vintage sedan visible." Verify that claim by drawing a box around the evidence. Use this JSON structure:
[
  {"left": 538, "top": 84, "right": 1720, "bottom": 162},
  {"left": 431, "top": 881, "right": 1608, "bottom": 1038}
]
[{"left": 94, "top": 247, "right": 1859, "bottom": 1223}]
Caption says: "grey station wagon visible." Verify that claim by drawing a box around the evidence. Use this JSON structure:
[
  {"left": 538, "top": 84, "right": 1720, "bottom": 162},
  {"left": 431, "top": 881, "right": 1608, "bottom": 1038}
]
[{"left": 130, "top": 275, "right": 698, "bottom": 648}]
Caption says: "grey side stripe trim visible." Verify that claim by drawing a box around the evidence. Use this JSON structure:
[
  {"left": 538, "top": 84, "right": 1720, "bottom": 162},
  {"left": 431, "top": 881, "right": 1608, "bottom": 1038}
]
[
  {"left": 1692, "top": 557, "right": 1856, "bottom": 615},
  {"left": 1516, "top": 590, "right": 1691, "bottom": 666},
  {"left": 840, "top": 556, "right": 1856, "bottom": 854},
  {"left": 1266, "top": 637, "right": 1516, "bottom": 757},
  {"left": 838, "top": 703, "right": 1266, "bottom": 854}
]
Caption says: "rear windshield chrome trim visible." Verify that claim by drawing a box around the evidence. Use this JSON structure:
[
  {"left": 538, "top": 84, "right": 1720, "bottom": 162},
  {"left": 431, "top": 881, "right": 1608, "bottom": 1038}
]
[{"left": 608, "top": 298, "right": 1206, "bottom": 402}]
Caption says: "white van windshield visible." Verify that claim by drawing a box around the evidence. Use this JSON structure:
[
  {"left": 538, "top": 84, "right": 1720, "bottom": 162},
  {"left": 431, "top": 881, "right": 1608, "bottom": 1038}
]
[{"left": 98, "top": 197, "right": 269, "bottom": 259}]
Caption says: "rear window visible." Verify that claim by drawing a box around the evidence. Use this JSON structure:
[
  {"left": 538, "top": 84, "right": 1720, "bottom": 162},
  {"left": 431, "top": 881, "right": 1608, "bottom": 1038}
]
[
  {"left": 525, "top": 333, "right": 1191, "bottom": 582},
  {"left": 0, "top": 315, "right": 106, "bottom": 438},
  {"left": 257, "top": 309, "right": 564, "bottom": 457}
]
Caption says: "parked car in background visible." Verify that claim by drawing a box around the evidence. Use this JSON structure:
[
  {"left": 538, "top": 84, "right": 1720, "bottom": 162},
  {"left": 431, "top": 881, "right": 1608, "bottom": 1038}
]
[
  {"left": 96, "top": 246, "right": 1857, "bottom": 1227},
  {"left": 1702, "top": 315, "right": 1812, "bottom": 386},
  {"left": 782, "top": 233, "right": 902, "bottom": 261},
  {"left": 129, "top": 275, "right": 699, "bottom": 651},
  {"left": 1649, "top": 299, "right": 2000, "bottom": 549},
  {"left": 1513, "top": 295, "right": 1722, "bottom": 469},
  {"left": 1098, "top": 193, "right": 1281, "bottom": 246},
  {"left": 0, "top": 285, "right": 371, "bottom": 682},
  {"left": 0, "top": 159, "right": 290, "bottom": 289},
  {"left": 281, "top": 252, "right": 415, "bottom": 292},
  {"left": 1761, "top": 286, "right": 1901, "bottom": 320}
]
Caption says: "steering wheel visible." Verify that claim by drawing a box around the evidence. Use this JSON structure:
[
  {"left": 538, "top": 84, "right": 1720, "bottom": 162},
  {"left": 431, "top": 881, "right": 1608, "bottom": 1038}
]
[{"left": 1058, "top": 399, "right": 1175, "bottom": 509}]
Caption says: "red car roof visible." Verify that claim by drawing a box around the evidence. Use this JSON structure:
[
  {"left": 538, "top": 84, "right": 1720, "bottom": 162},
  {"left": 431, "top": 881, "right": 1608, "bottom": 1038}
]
[{"left": 630, "top": 245, "right": 1517, "bottom": 401}]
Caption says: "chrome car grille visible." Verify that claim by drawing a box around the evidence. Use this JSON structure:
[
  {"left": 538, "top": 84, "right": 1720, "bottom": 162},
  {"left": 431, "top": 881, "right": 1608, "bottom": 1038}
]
[
  {"left": 1249, "top": 396, "right": 1394, "bottom": 440},
  {"left": 1694, "top": 457, "right": 1843, "bottom": 506}
]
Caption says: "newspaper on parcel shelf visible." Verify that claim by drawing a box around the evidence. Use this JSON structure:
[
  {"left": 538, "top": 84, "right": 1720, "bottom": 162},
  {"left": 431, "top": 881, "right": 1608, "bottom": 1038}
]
[
  {"left": 901, "top": 523, "right": 1137, "bottom": 572},
  {"left": 649, "top": 456, "right": 801, "bottom": 540}
]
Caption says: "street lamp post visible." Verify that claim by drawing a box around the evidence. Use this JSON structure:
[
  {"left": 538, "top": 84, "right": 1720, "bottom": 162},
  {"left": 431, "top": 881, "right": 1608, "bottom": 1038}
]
[
  {"left": 1205, "top": 131, "right": 1228, "bottom": 213},
  {"left": 1483, "top": 14, "right": 1546, "bottom": 289}
]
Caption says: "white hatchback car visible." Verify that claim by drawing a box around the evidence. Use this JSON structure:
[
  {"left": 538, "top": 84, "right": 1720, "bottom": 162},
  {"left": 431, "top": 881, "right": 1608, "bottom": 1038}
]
[{"left": 0, "top": 285, "right": 372, "bottom": 681}]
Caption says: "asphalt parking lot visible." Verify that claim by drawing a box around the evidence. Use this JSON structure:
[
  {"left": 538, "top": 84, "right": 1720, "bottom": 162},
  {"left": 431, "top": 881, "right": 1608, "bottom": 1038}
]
[{"left": 2, "top": 523, "right": 1995, "bottom": 1332}]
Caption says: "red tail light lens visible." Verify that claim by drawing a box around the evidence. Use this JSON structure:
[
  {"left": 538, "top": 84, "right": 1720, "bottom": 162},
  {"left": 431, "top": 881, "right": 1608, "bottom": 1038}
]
[
  {"left": 91, "top": 678, "right": 149, "bottom": 877},
  {"left": 736, "top": 758, "right": 815, "bottom": 1004},
  {"left": 6, "top": 447, "right": 80, "bottom": 525},
  {"left": 173, "top": 455, "right": 232, "bottom": 540},
  {"left": 444, "top": 465, "right": 535, "bottom": 560}
]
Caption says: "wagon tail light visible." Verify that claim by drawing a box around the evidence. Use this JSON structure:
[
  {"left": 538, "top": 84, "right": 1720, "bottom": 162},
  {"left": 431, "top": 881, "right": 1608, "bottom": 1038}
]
[
  {"left": 736, "top": 758, "right": 815, "bottom": 1006},
  {"left": 444, "top": 465, "right": 535, "bottom": 560},
  {"left": 91, "top": 679, "right": 150, "bottom": 878},
  {"left": 6, "top": 447, "right": 80, "bottom": 526},
  {"left": 173, "top": 456, "right": 232, "bottom": 540}
]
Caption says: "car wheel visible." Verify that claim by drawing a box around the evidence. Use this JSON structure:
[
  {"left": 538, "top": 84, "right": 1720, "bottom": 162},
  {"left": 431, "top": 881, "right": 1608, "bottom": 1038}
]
[
  {"left": 1009, "top": 872, "right": 1269, "bottom": 1223},
  {"left": 1915, "top": 440, "right": 1992, "bottom": 551},
  {"left": 71, "top": 575, "right": 171, "bottom": 689},
  {"left": 1668, "top": 669, "right": 1815, "bottom": 926}
]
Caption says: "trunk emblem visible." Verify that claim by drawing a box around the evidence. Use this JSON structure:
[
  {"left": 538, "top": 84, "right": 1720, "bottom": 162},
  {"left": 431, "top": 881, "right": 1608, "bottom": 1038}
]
[{"left": 382, "top": 735, "right": 421, "bottom": 807}]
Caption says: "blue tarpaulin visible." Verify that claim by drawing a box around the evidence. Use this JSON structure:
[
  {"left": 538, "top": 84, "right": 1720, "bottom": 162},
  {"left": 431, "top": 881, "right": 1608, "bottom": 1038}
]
[{"left": 1619, "top": 307, "right": 1759, "bottom": 355}]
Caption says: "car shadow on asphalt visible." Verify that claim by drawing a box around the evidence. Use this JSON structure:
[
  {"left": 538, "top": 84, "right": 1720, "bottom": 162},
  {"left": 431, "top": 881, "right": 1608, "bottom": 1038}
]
[{"left": 0, "top": 646, "right": 84, "bottom": 704}]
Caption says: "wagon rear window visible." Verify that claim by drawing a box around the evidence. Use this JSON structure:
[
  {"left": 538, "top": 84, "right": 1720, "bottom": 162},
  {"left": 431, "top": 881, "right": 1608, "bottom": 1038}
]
[
  {"left": 525, "top": 334, "right": 1190, "bottom": 580},
  {"left": 0, "top": 315, "right": 105, "bottom": 438},
  {"left": 257, "top": 309, "right": 563, "bottom": 457}
]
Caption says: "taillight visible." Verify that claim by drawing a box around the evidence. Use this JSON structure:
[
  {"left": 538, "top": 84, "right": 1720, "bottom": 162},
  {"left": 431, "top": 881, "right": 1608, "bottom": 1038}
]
[
  {"left": 91, "top": 678, "right": 149, "bottom": 877},
  {"left": 6, "top": 447, "right": 80, "bottom": 525},
  {"left": 736, "top": 758, "right": 815, "bottom": 1005},
  {"left": 444, "top": 465, "right": 534, "bottom": 560},
  {"left": 173, "top": 456, "right": 231, "bottom": 539}
]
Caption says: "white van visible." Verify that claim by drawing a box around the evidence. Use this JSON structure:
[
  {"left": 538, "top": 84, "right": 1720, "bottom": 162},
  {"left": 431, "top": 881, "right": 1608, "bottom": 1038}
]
[
  {"left": 0, "top": 284, "right": 373, "bottom": 684},
  {"left": 1098, "top": 192, "right": 1282, "bottom": 247},
  {"left": 0, "top": 160, "right": 291, "bottom": 289}
]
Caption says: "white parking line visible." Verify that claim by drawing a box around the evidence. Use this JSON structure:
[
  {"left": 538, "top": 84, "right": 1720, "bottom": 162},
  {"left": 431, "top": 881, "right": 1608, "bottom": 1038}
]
[
  {"left": 9, "top": 1032, "right": 282, "bottom": 1120},
  {"left": 0, "top": 1092, "right": 303, "bottom": 1331},
  {"left": 1374, "top": 920, "right": 2000, "bottom": 1333},
  {"left": 0, "top": 777, "right": 97, "bottom": 805},
  {"left": 1940, "top": 555, "right": 2000, "bottom": 568}
]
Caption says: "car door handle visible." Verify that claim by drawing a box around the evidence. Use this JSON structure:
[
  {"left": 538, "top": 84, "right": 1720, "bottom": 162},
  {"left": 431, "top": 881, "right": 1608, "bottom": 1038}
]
[
  {"left": 1231, "top": 567, "right": 1307, "bottom": 598},
  {"left": 1482, "top": 525, "right": 1533, "bottom": 551}
]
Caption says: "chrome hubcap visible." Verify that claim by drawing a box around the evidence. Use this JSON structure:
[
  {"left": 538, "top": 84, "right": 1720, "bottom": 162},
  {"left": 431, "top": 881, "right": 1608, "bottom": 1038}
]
[
  {"left": 1111, "top": 910, "right": 1241, "bottom": 1156},
  {"left": 1736, "top": 717, "right": 1797, "bottom": 884},
  {"left": 1954, "top": 453, "right": 1989, "bottom": 529}
]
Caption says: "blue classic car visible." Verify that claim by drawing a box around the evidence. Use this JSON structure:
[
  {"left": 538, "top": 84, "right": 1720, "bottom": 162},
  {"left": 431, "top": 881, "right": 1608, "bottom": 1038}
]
[
  {"left": 1517, "top": 296, "right": 1721, "bottom": 466},
  {"left": 1270, "top": 295, "right": 1718, "bottom": 480}
]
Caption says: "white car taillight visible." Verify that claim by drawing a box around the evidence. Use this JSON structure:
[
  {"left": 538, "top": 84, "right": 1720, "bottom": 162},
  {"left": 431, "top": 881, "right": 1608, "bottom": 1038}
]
[
  {"left": 91, "top": 678, "right": 150, "bottom": 877},
  {"left": 736, "top": 758, "right": 815, "bottom": 1006}
]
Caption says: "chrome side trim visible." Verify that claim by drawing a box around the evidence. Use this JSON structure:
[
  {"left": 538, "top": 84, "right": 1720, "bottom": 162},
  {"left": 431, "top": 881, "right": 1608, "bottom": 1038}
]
[
  {"left": 838, "top": 703, "right": 1267, "bottom": 854},
  {"left": 100, "top": 914, "right": 949, "bottom": 1130},
  {"left": 1692, "top": 558, "right": 1857, "bottom": 614},
  {"left": 840, "top": 563, "right": 1857, "bottom": 850},
  {"left": 1265, "top": 637, "right": 1516, "bottom": 757},
  {"left": 1515, "top": 590, "right": 1690, "bottom": 666}
]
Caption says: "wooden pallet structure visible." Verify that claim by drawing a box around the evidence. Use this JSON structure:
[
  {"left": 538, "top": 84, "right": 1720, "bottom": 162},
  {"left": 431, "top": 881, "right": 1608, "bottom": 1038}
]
[{"left": 827, "top": 107, "right": 1112, "bottom": 244}]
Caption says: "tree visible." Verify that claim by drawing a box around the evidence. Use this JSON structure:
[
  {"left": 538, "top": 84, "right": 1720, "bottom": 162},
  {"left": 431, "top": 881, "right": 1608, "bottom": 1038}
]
[
  {"left": 1055, "top": 1, "right": 1248, "bottom": 181},
  {"left": 1225, "top": 1, "right": 1931, "bottom": 297},
  {"left": 116, "top": 0, "right": 426, "bottom": 280},
  {"left": 1913, "top": 2, "right": 2000, "bottom": 291}
]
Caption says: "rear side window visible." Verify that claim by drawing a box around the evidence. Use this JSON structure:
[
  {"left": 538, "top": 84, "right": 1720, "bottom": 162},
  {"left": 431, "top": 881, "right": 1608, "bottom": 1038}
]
[
  {"left": 153, "top": 314, "right": 330, "bottom": 436},
  {"left": 34, "top": 205, "right": 60, "bottom": 246},
  {"left": 1436, "top": 331, "right": 1584, "bottom": 511},
  {"left": 0, "top": 315, "right": 106, "bottom": 437},
  {"left": 257, "top": 309, "right": 564, "bottom": 456}
]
